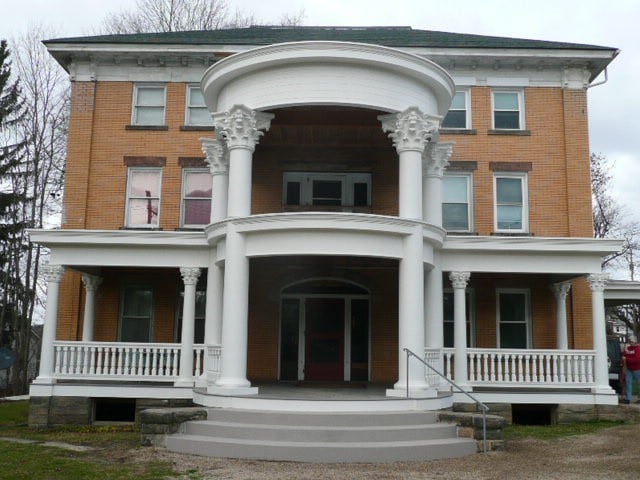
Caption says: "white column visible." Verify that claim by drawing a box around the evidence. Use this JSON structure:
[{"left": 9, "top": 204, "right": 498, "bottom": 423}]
[
  {"left": 80, "top": 274, "right": 102, "bottom": 342},
  {"left": 379, "top": 107, "right": 440, "bottom": 220},
  {"left": 424, "top": 259, "right": 444, "bottom": 381},
  {"left": 203, "top": 259, "right": 223, "bottom": 387},
  {"left": 213, "top": 104, "right": 274, "bottom": 218},
  {"left": 200, "top": 137, "right": 229, "bottom": 222},
  {"left": 176, "top": 267, "right": 201, "bottom": 387},
  {"left": 450, "top": 271, "right": 470, "bottom": 388},
  {"left": 33, "top": 264, "right": 65, "bottom": 384},
  {"left": 587, "top": 273, "right": 614, "bottom": 393},
  {"left": 551, "top": 282, "right": 571, "bottom": 350},
  {"left": 423, "top": 141, "right": 455, "bottom": 227},
  {"left": 207, "top": 105, "right": 272, "bottom": 395}
]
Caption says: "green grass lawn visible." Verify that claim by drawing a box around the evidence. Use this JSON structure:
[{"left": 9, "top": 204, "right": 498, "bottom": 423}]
[
  {"left": 0, "top": 400, "right": 183, "bottom": 480},
  {"left": 504, "top": 420, "right": 624, "bottom": 440}
]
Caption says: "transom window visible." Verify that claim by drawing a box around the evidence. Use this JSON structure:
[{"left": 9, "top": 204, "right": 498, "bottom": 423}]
[
  {"left": 132, "top": 84, "right": 166, "bottom": 126},
  {"left": 185, "top": 85, "right": 213, "bottom": 126},
  {"left": 497, "top": 289, "right": 531, "bottom": 349},
  {"left": 494, "top": 173, "right": 528, "bottom": 233},
  {"left": 181, "top": 169, "right": 212, "bottom": 227},
  {"left": 283, "top": 172, "right": 371, "bottom": 209},
  {"left": 126, "top": 168, "right": 162, "bottom": 228},
  {"left": 492, "top": 90, "right": 524, "bottom": 130},
  {"left": 442, "top": 91, "right": 470, "bottom": 129},
  {"left": 443, "top": 174, "right": 472, "bottom": 231},
  {"left": 119, "top": 286, "right": 153, "bottom": 342}
]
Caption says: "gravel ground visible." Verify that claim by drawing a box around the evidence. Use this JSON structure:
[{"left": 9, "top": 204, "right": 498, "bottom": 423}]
[{"left": 134, "top": 422, "right": 640, "bottom": 480}]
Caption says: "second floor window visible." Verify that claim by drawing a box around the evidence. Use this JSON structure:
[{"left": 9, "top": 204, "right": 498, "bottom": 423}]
[
  {"left": 181, "top": 169, "right": 212, "bottom": 227},
  {"left": 283, "top": 172, "right": 371, "bottom": 209},
  {"left": 494, "top": 173, "right": 528, "bottom": 233},
  {"left": 126, "top": 168, "right": 162, "bottom": 228},
  {"left": 186, "top": 85, "right": 213, "bottom": 126},
  {"left": 442, "top": 91, "right": 469, "bottom": 129},
  {"left": 442, "top": 174, "right": 472, "bottom": 231},
  {"left": 132, "top": 84, "right": 166, "bottom": 126},
  {"left": 492, "top": 90, "right": 524, "bottom": 130}
]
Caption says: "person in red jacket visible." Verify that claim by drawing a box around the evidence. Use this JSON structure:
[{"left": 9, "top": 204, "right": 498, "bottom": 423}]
[{"left": 622, "top": 334, "right": 640, "bottom": 404}]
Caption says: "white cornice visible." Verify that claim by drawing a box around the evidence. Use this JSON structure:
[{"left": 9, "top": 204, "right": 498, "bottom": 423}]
[
  {"left": 28, "top": 228, "right": 208, "bottom": 247},
  {"left": 443, "top": 235, "right": 622, "bottom": 254}
]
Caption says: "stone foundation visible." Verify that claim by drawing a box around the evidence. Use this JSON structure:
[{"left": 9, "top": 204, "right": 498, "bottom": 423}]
[
  {"left": 140, "top": 407, "right": 207, "bottom": 447},
  {"left": 438, "top": 411, "right": 507, "bottom": 452}
]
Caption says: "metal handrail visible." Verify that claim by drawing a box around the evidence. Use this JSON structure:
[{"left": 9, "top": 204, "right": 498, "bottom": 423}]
[{"left": 403, "top": 347, "right": 490, "bottom": 454}]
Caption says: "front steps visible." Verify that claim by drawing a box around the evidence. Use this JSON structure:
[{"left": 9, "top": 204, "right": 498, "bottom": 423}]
[{"left": 165, "top": 408, "right": 478, "bottom": 463}]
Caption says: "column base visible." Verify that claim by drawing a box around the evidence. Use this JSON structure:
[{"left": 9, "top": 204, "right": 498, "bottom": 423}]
[
  {"left": 386, "top": 386, "right": 438, "bottom": 399},
  {"left": 207, "top": 385, "right": 259, "bottom": 396},
  {"left": 591, "top": 385, "right": 616, "bottom": 395},
  {"left": 32, "top": 376, "right": 56, "bottom": 385}
]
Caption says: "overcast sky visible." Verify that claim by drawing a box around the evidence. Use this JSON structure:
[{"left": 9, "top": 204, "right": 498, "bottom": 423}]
[{"left": 1, "top": 0, "right": 639, "bottom": 224}]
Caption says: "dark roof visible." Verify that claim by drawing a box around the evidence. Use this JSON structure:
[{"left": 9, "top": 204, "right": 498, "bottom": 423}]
[{"left": 45, "top": 26, "right": 615, "bottom": 51}]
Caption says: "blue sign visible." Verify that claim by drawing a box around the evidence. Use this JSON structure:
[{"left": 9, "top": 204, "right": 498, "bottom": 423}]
[{"left": 0, "top": 347, "right": 16, "bottom": 370}]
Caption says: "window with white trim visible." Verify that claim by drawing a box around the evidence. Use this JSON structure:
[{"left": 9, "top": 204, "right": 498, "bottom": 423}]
[
  {"left": 442, "top": 91, "right": 470, "bottom": 129},
  {"left": 185, "top": 85, "right": 213, "bottom": 126},
  {"left": 283, "top": 172, "right": 371, "bottom": 208},
  {"left": 443, "top": 290, "right": 475, "bottom": 348},
  {"left": 494, "top": 173, "right": 528, "bottom": 233},
  {"left": 443, "top": 174, "right": 472, "bottom": 231},
  {"left": 497, "top": 289, "right": 531, "bottom": 349},
  {"left": 492, "top": 90, "right": 524, "bottom": 130},
  {"left": 119, "top": 285, "right": 153, "bottom": 342},
  {"left": 125, "top": 167, "right": 162, "bottom": 228},
  {"left": 132, "top": 84, "right": 166, "bottom": 126},
  {"left": 181, "top": 169, "right": 212, "bottom": 227}
]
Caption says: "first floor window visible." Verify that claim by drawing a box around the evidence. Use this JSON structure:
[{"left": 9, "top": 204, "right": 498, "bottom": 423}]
[
  {"left": 494, "top": 173, "right": 528, "bottom": 233},
  {"left": 185, "top": 85, "right": 212, "bottom": 126},
  {"left": 443, "top": 174, "right": 472, "bottom": 231},
  {"left": 443, "top": 290, "right": 474, "bottom": 348},
  {"left": 283, "top": 172, "right": 371, "bottom": 209},
  {"left": 126, "top": 168, "right": 162, "bottom": 228},
  {"left": 497, "top": 289, "right": 530, "bottom": 349},
  {"left": 132, "top": 84, "right": 166, "bottom": 126},
  {"left": 181, "top": 169, "right": 212, "bottom": 227},
  {"left": 492, "top": 90, "right": 524, "bottom": 130},
  {"left": 442, "top": 91, "right": 470, "bottom": 129},
  {"left": 176, "top": 288, "right": 206, "bottom": 343},
  {"left": 120, "top": 286, "right": 153, "bottom": 342}
]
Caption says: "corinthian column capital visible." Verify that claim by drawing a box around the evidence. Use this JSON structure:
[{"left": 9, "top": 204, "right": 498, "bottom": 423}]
[
  {"left": 423, "top": 141, "right": 455, "bottom": 178},
  {"left": 212, "top": 104, "right": 274, "bottom": 152},
  {"left": 200, "top": 137, "right": 229, "bottom": 175},
  {"left": 449, "top": 271, "right": 470, "bottom": 289},
  {"left": 180, "top": 267, "right": 202, "bottom": 286},
  {"left": 587, "top": 273, "right": 609, "bottom": 292},
  {"left": 378, "top": 107, "right": 440, "bottom": 154},
  {"left": 44, "top": 264, "right": 66, "bottom": 283},
  {"left": 81, "top": 274, "right": 103, "bottom": 293},
  {"left": 551, "top": 282, "right": 571, "bottom": 300}
]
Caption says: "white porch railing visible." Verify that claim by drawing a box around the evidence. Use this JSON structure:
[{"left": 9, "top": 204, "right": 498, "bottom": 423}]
[
  {"left": 429, "top": 348, "right": 596, "bottom": 387},
  {"left": 52, "top": 341, "right": 206, "bottom": 382}
]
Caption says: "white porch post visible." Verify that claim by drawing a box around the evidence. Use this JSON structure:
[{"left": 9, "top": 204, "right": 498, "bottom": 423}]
[
  {"left": 587, "top": 273, "right": 614, "bottom": 393},
  {"left": 551, "top": 282, "right": 571, "bottom": 350},
  {"left": 380, "top": 107, "right": 439, "bottom": 397},
  {"left": 176, "top": 267, "right": 201, "bottom": 387},
  {"left": 450, "top": 271, "right": 470, "bottom": 388},
  {"left": 80, "top": 274, "right": 102, "bottom": 342},
  {"left": 33, "top": 264, "right": 65, "bottom": 384},
  {"left": 200, "top": 137, "right": 229, "bottom": 223},
  {"left": 423, "top": 141, "right": 453, "bottom": 384},
  {"left": 209, "top": 105, "right": 272, "bottom": 395},
  {"left": 200, "top": 138, "right": 229, "bottom": 387}
]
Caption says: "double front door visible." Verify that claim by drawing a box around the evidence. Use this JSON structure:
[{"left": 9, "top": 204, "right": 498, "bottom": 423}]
[{"left": 280, "top": 295, "right": 369, "bottom": 382}]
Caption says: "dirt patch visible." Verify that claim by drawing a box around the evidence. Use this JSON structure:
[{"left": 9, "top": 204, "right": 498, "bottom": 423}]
[{"left": 133, "top": 422, "right": 640, "bottom": 480}]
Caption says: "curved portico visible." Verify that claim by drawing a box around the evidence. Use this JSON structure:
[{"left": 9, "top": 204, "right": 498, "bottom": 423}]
[{"left": 199, "top": 41, "right": 455, "bottom": 397}]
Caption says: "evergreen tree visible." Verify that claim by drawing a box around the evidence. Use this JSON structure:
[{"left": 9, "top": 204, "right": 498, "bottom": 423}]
[{"left": 0, "top": 39, "right": 28, "bottom": 386}]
